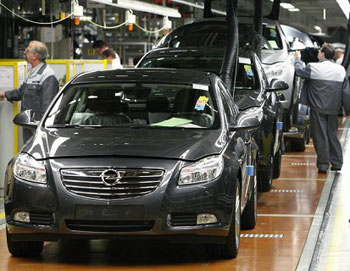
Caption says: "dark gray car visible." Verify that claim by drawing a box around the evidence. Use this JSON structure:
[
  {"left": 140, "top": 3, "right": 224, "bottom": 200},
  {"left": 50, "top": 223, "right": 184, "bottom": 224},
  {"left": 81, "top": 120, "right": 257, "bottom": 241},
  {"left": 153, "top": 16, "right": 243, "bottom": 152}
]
[{"left": 5, "top": 68, "right": 260, "bottom": 259}]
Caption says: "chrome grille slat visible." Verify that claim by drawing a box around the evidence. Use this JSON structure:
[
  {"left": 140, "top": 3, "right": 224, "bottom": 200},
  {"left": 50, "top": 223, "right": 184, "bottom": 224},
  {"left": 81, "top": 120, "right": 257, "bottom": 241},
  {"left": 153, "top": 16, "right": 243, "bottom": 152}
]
[
  {"left": 69, "top": 189, "right": 150, "bottom": 197},
  {"left": 63, "top": 178, "right": 160, "bottom": 185},
  {"left": 61, "top": 168, "right": 164, "bottom": 199},
  {"left": 65, "top": 184, "right": 158, "bottom": 190},
  {"left": 64, "top": 179, "right": 103, "bottom": 184}
]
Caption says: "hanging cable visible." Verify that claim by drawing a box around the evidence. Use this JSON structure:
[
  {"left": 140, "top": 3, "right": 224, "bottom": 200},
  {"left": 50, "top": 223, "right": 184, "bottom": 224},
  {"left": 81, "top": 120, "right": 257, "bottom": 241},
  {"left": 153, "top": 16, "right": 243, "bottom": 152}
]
[
  {"left": 0, "top": 1, "right": 170, "bottom": 34},
  {"left": 0, "top": 2, "right": 73, "bottom": 25},
  {"left": 134, "top": 21, "right": 168, "bottom": 33},
  {"left": 86, "top": 19, "right": 128, "bottom": 29}
]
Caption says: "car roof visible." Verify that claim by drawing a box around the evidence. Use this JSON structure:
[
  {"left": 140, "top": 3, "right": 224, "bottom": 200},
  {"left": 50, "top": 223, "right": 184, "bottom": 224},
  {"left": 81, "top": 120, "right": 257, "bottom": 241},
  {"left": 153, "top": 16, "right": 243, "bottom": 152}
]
[
  {"left": 142, "top": 47, "right": 253, "bottom": 59},
  {"left": 70, "top": 68, "right": 213, "bottom": 86}
]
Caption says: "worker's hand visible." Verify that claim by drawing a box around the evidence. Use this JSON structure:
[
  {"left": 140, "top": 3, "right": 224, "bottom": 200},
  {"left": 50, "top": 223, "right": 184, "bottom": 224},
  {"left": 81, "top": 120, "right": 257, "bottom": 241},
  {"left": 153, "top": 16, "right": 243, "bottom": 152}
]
[
  {"left": 0, "top": 92, "right": 4, "bottom": 101},
  {"left": 295, "top": 50, "right": 302, "bottom": 59}
]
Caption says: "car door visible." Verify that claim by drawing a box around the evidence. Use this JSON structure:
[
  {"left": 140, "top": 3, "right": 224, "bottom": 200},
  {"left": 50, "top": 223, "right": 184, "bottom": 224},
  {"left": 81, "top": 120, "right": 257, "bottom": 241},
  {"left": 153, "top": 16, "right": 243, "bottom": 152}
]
[{"left": 217, "top": 79, "right": 253, "bottom": 210}]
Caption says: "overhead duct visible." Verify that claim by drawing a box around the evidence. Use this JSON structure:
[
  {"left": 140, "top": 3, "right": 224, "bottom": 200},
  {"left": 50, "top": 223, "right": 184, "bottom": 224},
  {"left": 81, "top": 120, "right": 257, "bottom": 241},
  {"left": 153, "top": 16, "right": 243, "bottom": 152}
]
[
  {"left": 204, "top": 0, "right": 213, "bottom": 18},
  {"left": 266, "top": 0, "right": 280, "bottom": 21},
  {"left": 219, "top": 0, "right": 238, "bottom": 94},
  {"left": 254, "top": 0, "right": 262, "bottom": 58},
  {"left": 342, "top": 12, "right": 350, "bottom": 69}
]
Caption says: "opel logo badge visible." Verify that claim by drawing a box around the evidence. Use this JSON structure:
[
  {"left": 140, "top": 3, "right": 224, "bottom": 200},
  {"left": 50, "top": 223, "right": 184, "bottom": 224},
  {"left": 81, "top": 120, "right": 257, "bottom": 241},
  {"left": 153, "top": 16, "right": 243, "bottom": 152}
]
[{"left": 101, "top": 169, "right": 122, "bottom": 186}]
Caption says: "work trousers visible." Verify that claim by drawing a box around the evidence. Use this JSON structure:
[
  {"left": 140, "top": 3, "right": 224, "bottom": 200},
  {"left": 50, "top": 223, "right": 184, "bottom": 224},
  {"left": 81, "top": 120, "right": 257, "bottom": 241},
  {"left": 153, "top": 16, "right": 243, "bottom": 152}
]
[{"left": 310, "top": 110, "right": 343, "bottom": 169}]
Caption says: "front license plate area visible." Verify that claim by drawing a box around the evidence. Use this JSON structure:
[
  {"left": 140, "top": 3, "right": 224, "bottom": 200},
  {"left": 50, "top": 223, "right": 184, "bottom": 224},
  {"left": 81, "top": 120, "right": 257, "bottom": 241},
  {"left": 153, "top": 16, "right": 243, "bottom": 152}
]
[{"left": 75, "top": 205, "right": 145, "bottom": 220}]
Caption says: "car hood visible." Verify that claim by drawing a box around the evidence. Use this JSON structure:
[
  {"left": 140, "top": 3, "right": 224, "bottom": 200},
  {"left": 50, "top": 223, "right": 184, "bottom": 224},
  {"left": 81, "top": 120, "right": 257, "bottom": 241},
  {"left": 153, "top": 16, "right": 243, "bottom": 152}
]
[{"left": 25, "top": 128, "right": 226, "bottom": 161}]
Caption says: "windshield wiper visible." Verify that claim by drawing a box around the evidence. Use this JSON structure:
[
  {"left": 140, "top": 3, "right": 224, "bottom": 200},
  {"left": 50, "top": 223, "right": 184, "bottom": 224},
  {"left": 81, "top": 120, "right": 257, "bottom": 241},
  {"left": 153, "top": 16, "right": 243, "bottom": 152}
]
[{"left": 46, "top": 124, "right": 102, "bottom": 128}]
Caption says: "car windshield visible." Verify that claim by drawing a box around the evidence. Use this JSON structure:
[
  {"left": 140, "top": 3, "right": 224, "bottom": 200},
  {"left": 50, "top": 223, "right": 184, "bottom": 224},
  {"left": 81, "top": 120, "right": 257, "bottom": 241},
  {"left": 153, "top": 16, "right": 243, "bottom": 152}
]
[
  {"left": 44, "top": 82, "right": 218, "bottom": 129},
  {"left": 139, "top": 56, "right": 259, "bottom": 90}
]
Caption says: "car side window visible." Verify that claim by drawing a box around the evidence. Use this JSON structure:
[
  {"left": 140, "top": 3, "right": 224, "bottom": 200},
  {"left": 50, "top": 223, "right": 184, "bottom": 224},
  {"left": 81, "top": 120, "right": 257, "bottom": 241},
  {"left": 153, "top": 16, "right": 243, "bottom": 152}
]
[{"left": 218, "top": 81, "right": 237, "bottom": 124}]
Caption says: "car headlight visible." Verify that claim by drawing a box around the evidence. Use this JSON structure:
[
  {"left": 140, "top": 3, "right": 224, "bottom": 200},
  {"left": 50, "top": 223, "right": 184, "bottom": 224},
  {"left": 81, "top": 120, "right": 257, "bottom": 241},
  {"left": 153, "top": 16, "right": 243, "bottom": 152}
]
[
  {"left": 13, "top": 153, "right": 47, "bottom": 184},
  {"left": 264, "top": 62, "right": 286, "bottom": 79},
  {"left": 178, "top": 155, "right": 224, "bottom": 186}
]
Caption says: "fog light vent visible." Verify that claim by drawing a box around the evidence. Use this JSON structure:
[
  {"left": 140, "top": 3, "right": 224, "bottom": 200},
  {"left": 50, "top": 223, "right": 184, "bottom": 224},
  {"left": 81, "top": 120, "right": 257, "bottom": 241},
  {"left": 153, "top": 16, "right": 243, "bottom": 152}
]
[
  {"left": 197, "top": 213, "right": 218, "bottom": 225},
  {"left": 30, "top": 211, "right": 54, "bottom": 225},
  {"left": 170, "top": 213, "right": 197, "bottom": 226},
  {"left": 13, "top": 211, "right": 30, "bottom": 223}
]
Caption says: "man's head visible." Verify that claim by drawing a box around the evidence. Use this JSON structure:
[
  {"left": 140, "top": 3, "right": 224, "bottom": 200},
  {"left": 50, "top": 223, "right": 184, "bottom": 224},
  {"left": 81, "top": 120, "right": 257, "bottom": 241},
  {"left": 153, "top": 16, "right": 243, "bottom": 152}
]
[
  {"left": 102, "top": 49, "right": 116, "bottom": 60},
  {"left": 24, "top": 41, "right": 48, "bottom": 67},
  {"left": 92, "top": 39, "right": 109, "bottom": 56},
  {"left": 334, "top": 48, "right": 344, "bottom": 60},
  {"left": 318, "top": 43, "right": 335, "bottom": 61}
]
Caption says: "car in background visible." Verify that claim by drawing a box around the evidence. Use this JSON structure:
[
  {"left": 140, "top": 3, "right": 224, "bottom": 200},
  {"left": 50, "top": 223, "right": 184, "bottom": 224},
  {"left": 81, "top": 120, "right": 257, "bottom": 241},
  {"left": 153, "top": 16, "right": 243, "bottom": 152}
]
[
  {"left": 141, "top": 21, "right": 286, "bottom": 191},
  {"left": 5, "top": 68, "right": 260, "bottom": 259},
  {"left": 240, "top": 17, "right": 311, "bottom": 151},
  {"left": 154, "top": 18, "right": 310, "bottom": 152}
]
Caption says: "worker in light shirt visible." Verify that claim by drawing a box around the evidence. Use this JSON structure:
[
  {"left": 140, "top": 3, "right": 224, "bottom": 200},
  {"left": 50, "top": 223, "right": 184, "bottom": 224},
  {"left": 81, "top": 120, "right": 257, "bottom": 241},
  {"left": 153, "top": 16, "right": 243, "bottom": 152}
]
[{"left": 92, "top": 39, "right": 123, "bottom": 69}]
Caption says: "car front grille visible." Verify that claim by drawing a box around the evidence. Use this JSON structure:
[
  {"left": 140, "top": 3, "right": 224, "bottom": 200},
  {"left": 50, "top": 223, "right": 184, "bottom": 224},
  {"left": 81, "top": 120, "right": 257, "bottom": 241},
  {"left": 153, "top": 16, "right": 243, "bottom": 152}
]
[
  {"left": 66, "top": 220, "right": 154, "bottom": 232},
  {"left": 60, "top": 168, "right": 164, "bottom": 200}
]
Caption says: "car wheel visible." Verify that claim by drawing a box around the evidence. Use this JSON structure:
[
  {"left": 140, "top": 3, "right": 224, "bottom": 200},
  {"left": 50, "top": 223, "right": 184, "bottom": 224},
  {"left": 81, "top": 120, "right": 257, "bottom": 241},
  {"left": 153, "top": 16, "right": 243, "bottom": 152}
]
[
  {"left": 258, "top": 155, "right": 273, "bottom": 192},
  {"left": 6, "top": 227, "right": 44, "bottom": 257},
  {"left": 290, "top": 131, "right": 307, "bottom": 152},
  {"left": 207, "top": 181, "right": 241, "bottom": 259},
  {"left": 273, "top": 146, "right": 282, "bottom": 179},
  {"left": 241, "top": 162, "right": 257, "bottom": 230}
]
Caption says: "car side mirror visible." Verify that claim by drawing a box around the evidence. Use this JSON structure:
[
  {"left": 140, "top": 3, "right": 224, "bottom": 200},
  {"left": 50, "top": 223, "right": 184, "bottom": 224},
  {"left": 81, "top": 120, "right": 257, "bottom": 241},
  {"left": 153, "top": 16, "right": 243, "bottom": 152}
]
[
  {"left": 228, "top": 108, "right": 262, "bottom": 132},
  {"left": 13, "top": 109, "right": 39, "bottom": 129},
  {"left": 266, "top": 79, "right": 289, "bottom": 92}
]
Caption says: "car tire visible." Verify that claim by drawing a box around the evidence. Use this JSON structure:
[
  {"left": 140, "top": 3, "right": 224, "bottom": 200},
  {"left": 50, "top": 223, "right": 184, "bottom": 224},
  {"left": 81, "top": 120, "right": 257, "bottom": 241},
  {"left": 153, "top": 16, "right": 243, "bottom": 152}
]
[
  {"left": 207, "top": 181, "right": 241, "bottom": 259},
  {"left": 273, "top": 146, "right": 282, "bottom": 179},
  {"left": 290, "top": 131, "right": 307, "bottom": 152},
  {"left": 258, "top": 155, "right": 273, "bottom": 192},
  {"left": 241, "top": 161, "right": 257, "bottom": 230},
  {"left": 6, "top": 227, "right": 44, "bottom": 257}
]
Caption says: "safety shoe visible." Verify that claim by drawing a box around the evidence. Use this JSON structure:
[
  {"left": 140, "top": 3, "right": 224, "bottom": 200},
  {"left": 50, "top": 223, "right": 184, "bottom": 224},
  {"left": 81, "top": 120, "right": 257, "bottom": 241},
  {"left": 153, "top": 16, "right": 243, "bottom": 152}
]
[{"left": 331, "top": 167, "right": 342, "bottom": 171}]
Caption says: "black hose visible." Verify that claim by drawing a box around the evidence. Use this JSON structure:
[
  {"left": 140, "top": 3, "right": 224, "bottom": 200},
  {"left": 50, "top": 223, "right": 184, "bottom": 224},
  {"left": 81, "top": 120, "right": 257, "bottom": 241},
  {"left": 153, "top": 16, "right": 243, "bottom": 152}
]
[
  {"left": 204, "top": 0, "right": 213, "bottom": 18},
  {"left": 342, "top": 13, "right": 350, "bottom": 70},
  {"left": 266, "top": 0, "right": 280, "bottom": 21},
  {"left": 219, "top": 0, "right": 239, "bottom": 94},
  {"left": 254, "top": 0, "right": 263, "bottom": 58}
]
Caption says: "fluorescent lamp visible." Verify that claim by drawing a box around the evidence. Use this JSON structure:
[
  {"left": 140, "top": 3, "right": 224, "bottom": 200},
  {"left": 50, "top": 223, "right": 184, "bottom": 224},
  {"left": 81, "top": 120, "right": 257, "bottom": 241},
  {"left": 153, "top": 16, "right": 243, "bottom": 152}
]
[
  {"left": 280, "top": 3, "right": 295, "bottom": 9},
  {"left": 288, "top": 8, "right": 300, "bottom": 12},
  {"left": 336, "top": 0, "right": 350, "bottom": 19},
  {"left": 323, "top": 8, "right": 326, "bottom": 20},
  {"left": 171, "top": 0, "right": 226, "bottom": 16},
  {"left": 90, "top": 0, "right": 181, "bottom": 18}
]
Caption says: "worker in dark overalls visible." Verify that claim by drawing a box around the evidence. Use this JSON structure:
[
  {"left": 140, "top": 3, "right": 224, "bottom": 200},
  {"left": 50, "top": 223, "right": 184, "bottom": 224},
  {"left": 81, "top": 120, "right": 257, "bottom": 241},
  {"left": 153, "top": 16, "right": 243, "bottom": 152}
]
[{"left": 294, "top": 43, "right": 350, "bottom": 173}]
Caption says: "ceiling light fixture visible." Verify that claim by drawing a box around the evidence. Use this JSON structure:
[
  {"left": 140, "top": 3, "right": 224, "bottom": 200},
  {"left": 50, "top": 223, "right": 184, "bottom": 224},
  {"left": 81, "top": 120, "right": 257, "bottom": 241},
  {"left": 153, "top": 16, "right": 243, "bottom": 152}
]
[
  {"left": 90, "top": 0, "right": 181, "bottom": 18},
  {"left": 288, "top": 8, "right": 300, "bottom": 12},
  {"left": 171, "top": 0, "right": 226, "bottom": 16},
  {"left": 280, "top": 3, "right": 295, "bottom": 9},
  {"left": 323, "top": 8, "right": 326, "bottom": 20}
]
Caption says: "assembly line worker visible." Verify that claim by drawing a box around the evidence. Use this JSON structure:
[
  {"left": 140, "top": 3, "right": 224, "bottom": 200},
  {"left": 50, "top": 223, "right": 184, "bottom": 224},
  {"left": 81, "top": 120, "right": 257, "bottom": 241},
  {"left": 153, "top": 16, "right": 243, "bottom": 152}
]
[
  {"left": 0, "top": 40, "right": 58, "bottom": 142},
  {"left": 294, "top": 43, "right": 350, "bottom": 173},
  {"left": 92, "top": 39, "right": 123, "bottom": 69}
]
